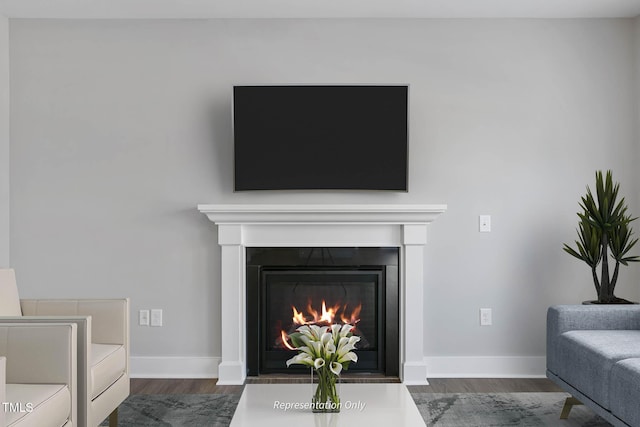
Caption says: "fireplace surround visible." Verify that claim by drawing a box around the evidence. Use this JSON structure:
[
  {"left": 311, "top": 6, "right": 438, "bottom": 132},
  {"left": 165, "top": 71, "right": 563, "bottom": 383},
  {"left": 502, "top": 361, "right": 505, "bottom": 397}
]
[{"left": 198, "top": 204, "right": 446, "bottom": 385}]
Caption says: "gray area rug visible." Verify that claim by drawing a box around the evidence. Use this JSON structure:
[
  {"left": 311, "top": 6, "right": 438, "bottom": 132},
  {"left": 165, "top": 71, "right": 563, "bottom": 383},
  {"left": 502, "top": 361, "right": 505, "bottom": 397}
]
[
  {"left": 98, "top": 394, "right": 241, "bottom": 426},
  {"left": 413, "top": 393, "right": 610, "bottom": 427},
  {"left": 101, "top": 392, "right": 611, "bottom": 426}
]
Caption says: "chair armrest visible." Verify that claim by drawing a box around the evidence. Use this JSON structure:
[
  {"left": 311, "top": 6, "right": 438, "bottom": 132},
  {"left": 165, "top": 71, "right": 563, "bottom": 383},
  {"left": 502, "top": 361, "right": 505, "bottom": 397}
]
[
  {"left": 0, "top": 356, "right": 5, "bottom": 427},
  {"left": 0, "top": 322, "right": 77, "bottom": 385},
  {"left": 0, "top": 316, "right": 91, "bottom": 378},
  {"left": 547, "top": 304, "right": 640, "bottom": 374},
  {"left": 0, "top": 323, "right": 77, "bottom": 426},
  {"left": 0, "top": 316, "right": 93, "bottom": 426}
]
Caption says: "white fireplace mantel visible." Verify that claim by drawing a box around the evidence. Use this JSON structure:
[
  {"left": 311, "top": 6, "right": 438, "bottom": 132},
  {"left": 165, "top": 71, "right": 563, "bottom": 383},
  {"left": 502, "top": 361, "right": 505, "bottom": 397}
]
[
  {"left": 198, "top": 204, "right": 446, "bottom": 224},
  {"left": 198, "top": 204, "right": 446, "bottom": 385}
]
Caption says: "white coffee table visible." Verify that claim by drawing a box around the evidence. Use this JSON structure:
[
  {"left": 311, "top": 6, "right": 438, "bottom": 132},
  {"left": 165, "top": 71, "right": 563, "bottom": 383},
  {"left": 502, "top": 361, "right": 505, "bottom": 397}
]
[{"left": 229, "top": 383, "right": 426, "bottom": 426}]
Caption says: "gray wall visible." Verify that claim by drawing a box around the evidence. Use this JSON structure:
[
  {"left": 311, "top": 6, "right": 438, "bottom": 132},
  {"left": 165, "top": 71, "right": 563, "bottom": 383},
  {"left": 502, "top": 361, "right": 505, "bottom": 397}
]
[
  {"left": 9, "top": 18, "right": 640, "bottom": 376},
  {"left": 0, "top": 16, "right": 8, "bottom": 268},
  {"left": 637, "top": 16, "right": 640, "bottom": 217}
]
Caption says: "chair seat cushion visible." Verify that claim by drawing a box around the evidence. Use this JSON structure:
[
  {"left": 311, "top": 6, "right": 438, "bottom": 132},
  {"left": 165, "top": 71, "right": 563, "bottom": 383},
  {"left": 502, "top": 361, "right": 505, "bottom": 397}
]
[
  {"left": 556, "top": 329, "right": 640, "bottom": 409},
  {"left": 6, "top": 383, "right": 70, "bottom": 427},
  {"left": 91, "top": 343, "right": 126, "bottom": 400},
  {"left": 609, "top": 358, "right": 640, "bottom": 427}
]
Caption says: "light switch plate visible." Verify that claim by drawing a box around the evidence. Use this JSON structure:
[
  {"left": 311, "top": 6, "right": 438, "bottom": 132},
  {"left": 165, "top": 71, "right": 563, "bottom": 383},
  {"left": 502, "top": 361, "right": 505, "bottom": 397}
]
[{"left": 479, "top": 215, "right": 491, "bottom": 232}]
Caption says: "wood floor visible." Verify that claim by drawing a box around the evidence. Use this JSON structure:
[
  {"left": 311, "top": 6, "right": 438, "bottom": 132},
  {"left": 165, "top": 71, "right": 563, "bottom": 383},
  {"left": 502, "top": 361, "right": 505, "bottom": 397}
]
[
  {"left": 130, "top": 377, "right": 562, "bottom": 395},
  {"left": 407, "top": 378, "right": 562, "bottom": 393},
  {"left": 130, "top": 378, "right": 243, "bottom": 395}
]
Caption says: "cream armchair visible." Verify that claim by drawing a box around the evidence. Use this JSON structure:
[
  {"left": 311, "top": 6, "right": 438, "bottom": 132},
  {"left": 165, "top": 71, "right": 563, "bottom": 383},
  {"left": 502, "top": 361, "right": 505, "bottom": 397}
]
[
  {"left": 0, "top": 269, "right": 129, "bottom": 427},
  {"left": 0, "top": 322, "right": 77, "bottom": 427}
]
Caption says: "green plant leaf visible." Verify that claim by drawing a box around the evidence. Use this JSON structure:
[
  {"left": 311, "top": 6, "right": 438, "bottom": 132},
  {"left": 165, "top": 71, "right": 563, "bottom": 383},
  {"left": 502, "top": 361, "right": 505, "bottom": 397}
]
[
  {"left": 289, "top": 333, "right": 305, "bottom": 349},
  {"left": 564, "top": 170, "right": 639, "bottom": 301}
]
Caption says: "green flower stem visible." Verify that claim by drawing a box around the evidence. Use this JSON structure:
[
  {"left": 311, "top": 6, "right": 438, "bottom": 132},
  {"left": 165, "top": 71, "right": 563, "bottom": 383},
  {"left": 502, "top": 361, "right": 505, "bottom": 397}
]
[{"left": 313, "top": 367, "right": 340, "bottom": 412}]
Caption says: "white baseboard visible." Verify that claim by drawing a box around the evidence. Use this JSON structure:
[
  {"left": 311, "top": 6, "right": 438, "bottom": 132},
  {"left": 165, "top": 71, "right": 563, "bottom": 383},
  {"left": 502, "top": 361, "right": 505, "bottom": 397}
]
[
  {"left": 425, "top": 356, "right": 547, "bottom": 378},
  {"left": 129, "top": 355, "right": 546, "bottom": 379},
  {"left": 130, "top": 356, "right": 220, "bottom": 378}
]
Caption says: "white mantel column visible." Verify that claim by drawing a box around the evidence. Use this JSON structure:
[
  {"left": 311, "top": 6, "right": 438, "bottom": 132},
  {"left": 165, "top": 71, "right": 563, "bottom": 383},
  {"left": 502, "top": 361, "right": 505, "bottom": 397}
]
[
  {"left": 401, "top": 224, "right": 429, "bottom": 385},
  {"left": 217, "top": 225, "right": 247, "bottom": 385}
]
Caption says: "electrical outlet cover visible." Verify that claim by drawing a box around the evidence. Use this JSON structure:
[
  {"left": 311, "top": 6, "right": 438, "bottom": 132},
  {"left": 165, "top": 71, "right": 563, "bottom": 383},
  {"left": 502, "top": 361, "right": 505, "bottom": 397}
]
[
  {"left": 151, "top": 309, "right": 163, "bottom": 327},
  {"left": 139, "top": 310, "right": 149, "bottom": 326},
  {"left": 480, "top": 308, "right": 492, "bottom": 326}
]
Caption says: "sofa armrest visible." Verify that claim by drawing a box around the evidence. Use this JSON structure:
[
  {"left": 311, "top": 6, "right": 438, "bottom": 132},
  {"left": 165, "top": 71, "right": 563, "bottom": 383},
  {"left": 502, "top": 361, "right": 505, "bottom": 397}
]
[
  {"left": 0, "top": 323, "right": 77, "bottom": 426},
  {"left": 547, "top": 304, "right": 640, "bottom": 374},
  {"left": 548, "top": 305, "right": 640, "bottom": 334}
]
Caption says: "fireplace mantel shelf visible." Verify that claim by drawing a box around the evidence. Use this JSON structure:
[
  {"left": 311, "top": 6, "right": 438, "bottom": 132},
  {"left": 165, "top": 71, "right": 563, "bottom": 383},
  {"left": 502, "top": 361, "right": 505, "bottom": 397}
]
[{"left": 197, "top": 204, "right": 447, "bottom": 225}]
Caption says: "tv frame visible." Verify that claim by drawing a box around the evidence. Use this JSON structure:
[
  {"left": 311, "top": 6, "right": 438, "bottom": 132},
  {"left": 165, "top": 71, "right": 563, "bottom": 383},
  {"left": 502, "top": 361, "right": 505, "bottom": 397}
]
[{"left": 231, "top": 84, "right": 410, "bottom": 193}]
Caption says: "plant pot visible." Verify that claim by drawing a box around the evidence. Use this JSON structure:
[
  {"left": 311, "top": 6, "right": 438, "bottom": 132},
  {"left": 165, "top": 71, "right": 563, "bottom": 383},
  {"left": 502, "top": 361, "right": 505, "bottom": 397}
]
[{"left": 582, "top": 298, "right": 638, "bottom": 305}]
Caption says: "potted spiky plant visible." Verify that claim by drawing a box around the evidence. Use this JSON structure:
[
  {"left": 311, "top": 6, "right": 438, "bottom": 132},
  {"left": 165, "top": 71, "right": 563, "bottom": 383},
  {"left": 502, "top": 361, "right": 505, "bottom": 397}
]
[{"left": 563, "top": 170, "right": 640, "bottom": 304}]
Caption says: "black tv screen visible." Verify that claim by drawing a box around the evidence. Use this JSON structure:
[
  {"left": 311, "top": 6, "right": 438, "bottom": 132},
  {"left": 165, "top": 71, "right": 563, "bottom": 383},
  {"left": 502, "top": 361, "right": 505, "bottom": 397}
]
[{"left": 233, "top": 85, "right": 408, "bottom": 191}]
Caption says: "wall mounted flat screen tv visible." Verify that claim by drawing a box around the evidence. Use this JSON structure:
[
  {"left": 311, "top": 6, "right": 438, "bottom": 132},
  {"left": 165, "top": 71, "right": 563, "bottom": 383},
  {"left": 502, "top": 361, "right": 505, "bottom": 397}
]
[{"left": 233, "top": 85, "right": 408, "bottom": 191}]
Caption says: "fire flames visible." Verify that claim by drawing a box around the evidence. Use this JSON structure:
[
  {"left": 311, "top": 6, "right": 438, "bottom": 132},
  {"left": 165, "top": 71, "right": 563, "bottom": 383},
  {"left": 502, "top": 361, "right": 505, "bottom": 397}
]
[
  {"left": 280, "top": 330, "right": 297, "bottom": 350},
  {"left": 279, "top": 300, "right": 362, "bottom": 350},
  {"left": 292, "top": 300, "right": 362, "bottom": 326}
]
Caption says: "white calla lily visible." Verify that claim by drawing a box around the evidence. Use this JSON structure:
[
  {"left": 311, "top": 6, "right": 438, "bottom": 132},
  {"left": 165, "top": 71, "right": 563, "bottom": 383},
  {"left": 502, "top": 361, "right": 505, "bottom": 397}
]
[
  {"left": 348, "top": 335, "right": 361, "bottom": 346},
  {"left": 337, "top": 337, "right": 350, "bottom": 349},
  {"left": 298, "top": 346, "right": 314, "bottom": 357},
  {"left": 331, "top": 324, "right": 342, "bottom": 341},
  {"left": 337, "top": 351, "right": 358, "bottom": 364},
  {"left": 307, "top": 341, "right": 322, "bottom": 358},
  {"left": 286, "top": 353, "right": 314, "bottom": 367},
  {"left": 299, "top": 335, "right": 314, "bottom": 349},
  {"left": 309, "top": 325, "right": 329, "bottom": 340},
  {"left": 339, "top": 324, "right": 354, "bottom": 337},
  {"left": 297, "top": 325, "right": 314, "bottom": 339},
  {"left": 324, "top": 341, "right": 336, "bottom": 355},
  {"left": 336, "top": 338, "right": 356, "bottom": 357},
  {"left": 320, "top": 332, "right": 333, "bottom": 347},
  {"left": 314, "top": 358, "right": 326, "bottom": 369},
  {"left": 330, "top": 361, "right": 343, "bottom": 376}
]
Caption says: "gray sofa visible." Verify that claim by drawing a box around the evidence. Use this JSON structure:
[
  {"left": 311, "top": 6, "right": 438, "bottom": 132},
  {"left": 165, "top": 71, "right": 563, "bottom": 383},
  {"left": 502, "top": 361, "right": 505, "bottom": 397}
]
[{"left": 547, "top": 305, "right": 640, "bottom": 427}]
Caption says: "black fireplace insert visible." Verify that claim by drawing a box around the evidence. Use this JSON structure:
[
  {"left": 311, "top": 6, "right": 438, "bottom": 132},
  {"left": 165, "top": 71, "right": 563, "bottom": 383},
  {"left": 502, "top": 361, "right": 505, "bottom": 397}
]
[{"left": 246, "top": 247, "right": 399, "bottom": 377}]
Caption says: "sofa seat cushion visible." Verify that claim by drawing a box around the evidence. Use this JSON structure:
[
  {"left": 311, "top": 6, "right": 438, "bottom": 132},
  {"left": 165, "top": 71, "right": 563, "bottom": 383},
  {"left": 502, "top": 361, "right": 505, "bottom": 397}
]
[
  {"left": 6, "top": 383, "right": 70, "bottom": 427},
  {"left": 557, "top": 330, "right": 640, "bottom": 409},
  {"left": 91, "top": 343, "right": 126, "bottom": 400},
  {"left": 610, "top": 358, "right": 640, "bottom": 427}
]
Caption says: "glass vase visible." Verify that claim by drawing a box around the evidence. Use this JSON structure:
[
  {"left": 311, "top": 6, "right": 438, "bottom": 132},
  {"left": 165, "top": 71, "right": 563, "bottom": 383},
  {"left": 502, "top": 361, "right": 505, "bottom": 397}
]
[{"left": 311, "top": 367, "right": 341, "bottom": 413}]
